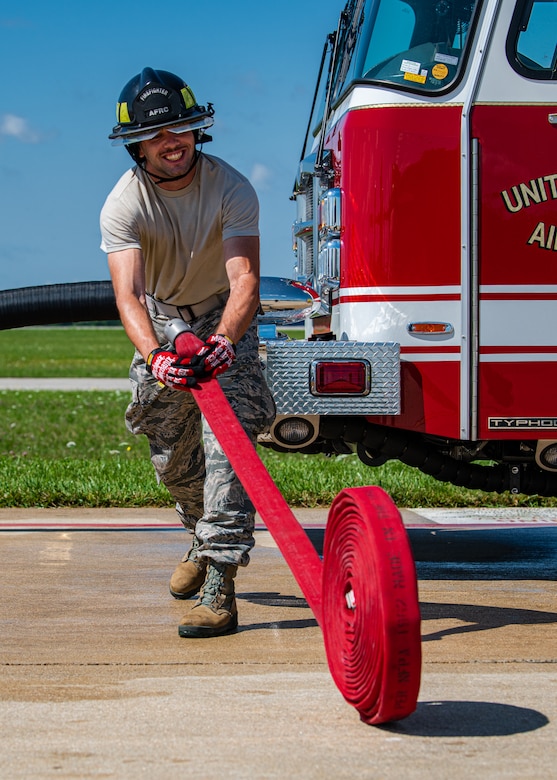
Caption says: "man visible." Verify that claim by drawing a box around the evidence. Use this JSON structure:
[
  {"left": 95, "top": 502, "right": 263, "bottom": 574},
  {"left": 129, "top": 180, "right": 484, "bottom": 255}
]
[{"left": 100, "top": 67, "right": 275, "bottom": 638}]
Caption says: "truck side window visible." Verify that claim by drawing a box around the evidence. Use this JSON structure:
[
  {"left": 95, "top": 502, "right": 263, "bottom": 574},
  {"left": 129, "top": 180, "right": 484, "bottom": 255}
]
[
  {"left": 507, "top": 0, "right": 557, "bottom": 79},
  {"left": 357, "top": 0, "right": 480, "bottom": 93}
]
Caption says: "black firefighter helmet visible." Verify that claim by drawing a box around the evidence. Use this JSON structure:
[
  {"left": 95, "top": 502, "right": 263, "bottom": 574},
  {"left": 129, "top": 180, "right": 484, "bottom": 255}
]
[{"left": 108, "top": 67, "right": 214, "bottom": 162}]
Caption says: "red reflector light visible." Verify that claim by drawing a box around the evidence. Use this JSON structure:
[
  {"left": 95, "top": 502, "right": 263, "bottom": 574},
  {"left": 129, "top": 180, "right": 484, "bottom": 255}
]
[{"left": 311, "top": 360, "right": 370, "bottom": 396}]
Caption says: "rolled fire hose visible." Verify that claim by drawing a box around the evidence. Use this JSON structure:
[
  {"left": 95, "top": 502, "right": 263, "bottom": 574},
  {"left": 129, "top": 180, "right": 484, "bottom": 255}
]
[{"left": 189, "top": 378, "right": 422, "bottom": 725}]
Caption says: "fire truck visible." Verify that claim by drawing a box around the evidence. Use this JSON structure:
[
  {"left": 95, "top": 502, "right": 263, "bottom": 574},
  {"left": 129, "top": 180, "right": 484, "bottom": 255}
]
[{"left": 259, "top": 0, "right": 557, "bottom": 497}]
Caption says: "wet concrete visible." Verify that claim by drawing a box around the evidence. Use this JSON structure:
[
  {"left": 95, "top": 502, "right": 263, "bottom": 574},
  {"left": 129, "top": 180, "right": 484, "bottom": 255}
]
[{"left": 0, "top": 508, "right": 556, "bottom": 778}]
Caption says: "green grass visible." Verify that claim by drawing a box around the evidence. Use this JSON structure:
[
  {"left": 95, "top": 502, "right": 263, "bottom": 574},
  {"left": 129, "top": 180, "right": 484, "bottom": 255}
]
[
  {"left": 0, "top": 327, "right": 133, "bottom": 377},
  {"left": 0, "top": 390, "right": 141, "bottom": 459},
  {"left": 0, "top": 458, "right": 170, "bottom": 508},
  {"left": 1, "top": 387, "right": 555, "bottom": 509},
  {"left": 1, "top": 327, "right": 555, "bottom": 508}
]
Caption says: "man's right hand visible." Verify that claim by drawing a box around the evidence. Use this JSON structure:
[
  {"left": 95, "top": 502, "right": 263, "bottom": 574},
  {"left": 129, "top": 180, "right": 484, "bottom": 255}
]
[{"left": 146, "top": 349, "right": 196, "bottom": 390}]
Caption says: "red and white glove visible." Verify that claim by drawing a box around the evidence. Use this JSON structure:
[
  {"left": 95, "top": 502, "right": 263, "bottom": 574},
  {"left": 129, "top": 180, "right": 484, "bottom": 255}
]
[
  {"left": 190, "top": 334, "right": 236, "bottom": 378},
  {"left": 146, "top": 349, "right": 197, "bottom": 390}
]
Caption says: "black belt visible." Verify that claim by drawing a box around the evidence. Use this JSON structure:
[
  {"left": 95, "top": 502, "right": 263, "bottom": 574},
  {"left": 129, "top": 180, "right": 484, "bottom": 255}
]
[{"left": 145, "top": 292, "right": 229, "bottom": 322}]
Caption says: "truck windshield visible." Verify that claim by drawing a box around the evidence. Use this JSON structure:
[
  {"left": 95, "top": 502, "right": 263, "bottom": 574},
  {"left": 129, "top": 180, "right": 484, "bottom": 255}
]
[{"left": 355, "top": 0, "right": 480, "bottom": 92}]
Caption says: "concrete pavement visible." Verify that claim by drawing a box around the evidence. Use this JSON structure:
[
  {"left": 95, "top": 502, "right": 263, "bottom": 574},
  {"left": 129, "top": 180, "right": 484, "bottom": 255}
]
[
  {"left": 1, "top": 507, "right": 556, "bottom": 778},
  {"left": 0, "top": 378, "right": 132, "bottom": 391}
]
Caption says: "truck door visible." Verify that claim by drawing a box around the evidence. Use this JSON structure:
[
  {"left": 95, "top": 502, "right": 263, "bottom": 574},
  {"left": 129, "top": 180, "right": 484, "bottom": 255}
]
[{"left": 471, "top": 0, "right": 557, "bottom": 440}]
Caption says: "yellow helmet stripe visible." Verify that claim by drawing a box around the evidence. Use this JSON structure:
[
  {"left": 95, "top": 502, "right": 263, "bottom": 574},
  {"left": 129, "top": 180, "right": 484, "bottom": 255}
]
[
  {"left": 117, "top": 102, "right": 131, "bottom": 124},
  {"left": 181, "top": 86, "right": 196, "bottom": 110}
]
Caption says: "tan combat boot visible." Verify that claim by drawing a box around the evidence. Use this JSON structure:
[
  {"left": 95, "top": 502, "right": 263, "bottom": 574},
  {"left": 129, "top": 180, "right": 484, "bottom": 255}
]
[
  {"left": 169, "top": 537, "right": 207, "bottom": 600},
  {"left": 178, "top": 561, "right": 238, "bottom": 638}
]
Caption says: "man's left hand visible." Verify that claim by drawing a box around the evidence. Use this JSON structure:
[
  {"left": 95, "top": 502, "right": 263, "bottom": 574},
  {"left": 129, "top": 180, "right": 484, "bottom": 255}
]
[{"left": 190, "top": 334, "right": 236, "bottom": 378}]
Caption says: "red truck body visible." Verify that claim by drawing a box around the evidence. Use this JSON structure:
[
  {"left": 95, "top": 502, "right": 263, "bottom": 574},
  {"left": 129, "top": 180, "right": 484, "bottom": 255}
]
[{"left": 261, "top": 0, "right": 557, "bottom": 496}]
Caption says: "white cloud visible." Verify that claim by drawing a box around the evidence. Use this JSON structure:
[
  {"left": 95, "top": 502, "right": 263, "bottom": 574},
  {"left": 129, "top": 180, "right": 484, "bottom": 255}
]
[
  {"left": 0, "top": 114, "right": 41, "bottom": 143},
  {"left": 250, "top": 162, "right": 272, "bottom": 190}
]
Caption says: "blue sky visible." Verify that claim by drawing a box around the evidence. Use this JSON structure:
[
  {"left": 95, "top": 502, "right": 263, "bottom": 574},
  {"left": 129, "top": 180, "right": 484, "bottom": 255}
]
[{"left": 0, "top": 1, "right": 337, "bottom": 291}]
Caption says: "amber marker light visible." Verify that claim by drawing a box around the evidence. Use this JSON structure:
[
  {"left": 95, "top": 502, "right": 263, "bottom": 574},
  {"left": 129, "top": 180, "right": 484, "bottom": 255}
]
[{"left": 407, "top": 322, "right": 454, "bottom": 334}]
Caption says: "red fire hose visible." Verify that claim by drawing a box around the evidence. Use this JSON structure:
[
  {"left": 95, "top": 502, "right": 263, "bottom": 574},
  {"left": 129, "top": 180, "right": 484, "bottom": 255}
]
[{"left": 190, "top": 379, "right": 421, "bottom": 725}]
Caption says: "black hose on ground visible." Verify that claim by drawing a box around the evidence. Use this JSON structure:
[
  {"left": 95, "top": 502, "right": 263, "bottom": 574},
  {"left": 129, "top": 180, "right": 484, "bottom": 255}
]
[
  {"left": 320, "top": 416, "right": 557, "bottom": 497},
  {"left": 0, "top": 281, "right": 118, "bottom": 330}
]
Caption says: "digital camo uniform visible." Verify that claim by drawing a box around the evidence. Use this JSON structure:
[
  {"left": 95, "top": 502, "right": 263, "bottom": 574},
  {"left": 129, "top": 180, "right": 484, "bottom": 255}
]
[{"left": 125, "top": 305, "right": 276, "bottom": 567}]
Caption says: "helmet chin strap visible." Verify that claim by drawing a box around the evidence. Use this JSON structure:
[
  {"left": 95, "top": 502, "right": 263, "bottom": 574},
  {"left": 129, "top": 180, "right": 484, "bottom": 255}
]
[{"left": 140, "top": 148, "right": 200, "bottom": 185}]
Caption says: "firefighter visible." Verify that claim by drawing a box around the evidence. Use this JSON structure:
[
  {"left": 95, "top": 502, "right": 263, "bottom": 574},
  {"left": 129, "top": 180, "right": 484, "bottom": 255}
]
[{"left": 100, "top": 67, "right": 275, "bottom": 637}]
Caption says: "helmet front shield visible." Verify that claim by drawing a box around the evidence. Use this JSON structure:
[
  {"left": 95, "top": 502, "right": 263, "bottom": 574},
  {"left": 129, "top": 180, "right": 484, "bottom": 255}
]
[{"left": 109, "top": 113, "right": 214, "bottom": 146}]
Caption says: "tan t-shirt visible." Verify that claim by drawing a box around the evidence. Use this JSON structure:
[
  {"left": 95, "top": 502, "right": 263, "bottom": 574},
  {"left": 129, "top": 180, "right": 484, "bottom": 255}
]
[{"left": 100, "top": 153, "right": 259, "bottom": 306}]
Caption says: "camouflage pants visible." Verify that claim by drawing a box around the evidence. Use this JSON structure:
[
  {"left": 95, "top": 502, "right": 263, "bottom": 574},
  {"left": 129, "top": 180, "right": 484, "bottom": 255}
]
[{"left": 125, "top": 307, "right": 275, "bottom": 567}]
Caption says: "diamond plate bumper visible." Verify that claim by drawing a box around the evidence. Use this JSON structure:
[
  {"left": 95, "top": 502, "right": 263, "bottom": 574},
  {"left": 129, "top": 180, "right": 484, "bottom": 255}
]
[{"left": 264, "top": 341, "right": 400, "bottom": 415}]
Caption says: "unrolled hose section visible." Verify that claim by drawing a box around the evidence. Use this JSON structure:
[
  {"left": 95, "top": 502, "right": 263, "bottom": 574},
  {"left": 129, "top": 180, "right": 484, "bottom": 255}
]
[{"left": 322, "top": 486, "right": 421, "bottom": 724}]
